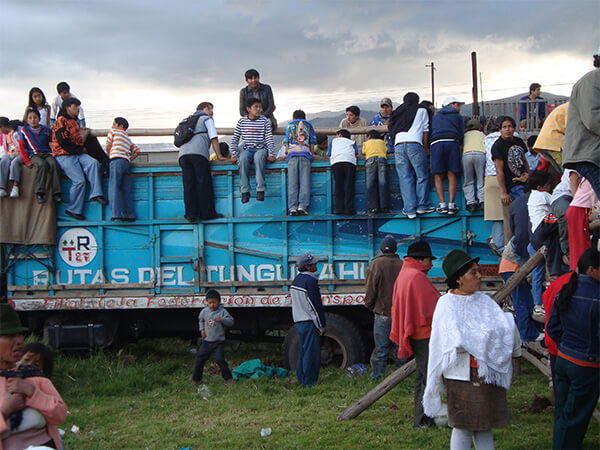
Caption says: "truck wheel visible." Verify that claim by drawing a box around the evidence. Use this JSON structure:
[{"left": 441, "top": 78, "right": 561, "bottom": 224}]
[{"left": 281, "top": 313, "right": 367, "bottom": 370}]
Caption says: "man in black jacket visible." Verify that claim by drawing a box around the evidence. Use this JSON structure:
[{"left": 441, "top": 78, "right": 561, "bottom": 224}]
[{"left": 239, "top": 69, "right": 277, "bottom": 131}]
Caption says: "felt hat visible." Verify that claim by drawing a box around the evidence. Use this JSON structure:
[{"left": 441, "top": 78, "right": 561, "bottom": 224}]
[
  {"left": 406, "top": 241, "right": 436, "bottom": 260},
  {"left": 296, "top": 252, "right": 318, "bottom": 270},
  {"left": 465, "top": 118, "right": 481, "bottom": 132},
  {"left": 0, "top": 303, "right": 28, "bottom": 336},
  {"left": 380, "top": 235, "right": 397, "bottom": 254},
  {"left": 442, "top": 249, "right": 480, "bottom": 283}
]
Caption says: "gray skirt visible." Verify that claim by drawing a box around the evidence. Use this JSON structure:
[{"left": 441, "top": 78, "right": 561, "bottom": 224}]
[{"left": 445, "top": 367, "right": 510, "bottom": 430}]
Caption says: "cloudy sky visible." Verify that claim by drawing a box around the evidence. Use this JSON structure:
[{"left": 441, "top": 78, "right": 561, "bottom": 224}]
[{"left": 2, "top": 0, "right": 598, "bottom": 134}]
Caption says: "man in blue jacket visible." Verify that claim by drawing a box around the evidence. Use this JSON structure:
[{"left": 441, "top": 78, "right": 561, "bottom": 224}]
[
  {"left": 290, "top": 252, "right": 326, "bottom": 386},
  {"left": 430, "top": 96, "right": 465, "bottom": 215}
]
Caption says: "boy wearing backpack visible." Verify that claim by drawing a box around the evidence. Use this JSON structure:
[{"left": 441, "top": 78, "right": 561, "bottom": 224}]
[{"left": 177, "top": 102, "right": 226, "bottom": 221}]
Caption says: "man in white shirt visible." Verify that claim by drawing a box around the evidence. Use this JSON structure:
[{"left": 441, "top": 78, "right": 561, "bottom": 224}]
[{"left": 389, "top": 92, "right": 434, "bottom": 219}]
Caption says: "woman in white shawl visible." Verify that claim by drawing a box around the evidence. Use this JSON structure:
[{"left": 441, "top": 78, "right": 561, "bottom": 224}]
[{"left": 423, "top": 250, "right": 521, "bottom": 450}]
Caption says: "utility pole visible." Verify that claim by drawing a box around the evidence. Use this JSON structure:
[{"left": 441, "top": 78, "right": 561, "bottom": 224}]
[
  {"left": 471, "top": 52, "right": 480, "bottom": 117},
  {"left": 425, "top": 62, "right": 435, "bottom": 107}
]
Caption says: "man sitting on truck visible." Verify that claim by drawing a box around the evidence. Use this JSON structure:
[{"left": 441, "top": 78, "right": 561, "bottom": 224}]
[
  {"left": 51, "top": 97, "right": 106, "bottom": 220},
  {"left": 230, "top": 98, "right": 276, "bottom": 203}
]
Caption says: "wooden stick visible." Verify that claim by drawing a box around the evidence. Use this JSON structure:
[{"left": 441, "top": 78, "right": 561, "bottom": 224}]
[
  {"left": 336, "top": 359, "right": 416, "bottom": 421},
  {"left": 522, "top": 350, "right": 551, "bottom": 378},
  {"left": 492, "top": 246, "right": 546, "bottom": 305}
]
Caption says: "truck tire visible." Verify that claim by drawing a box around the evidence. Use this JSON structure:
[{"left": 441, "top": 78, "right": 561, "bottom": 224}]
[{"left": 281, "top": 313, "right": 368, "bottom": 370}]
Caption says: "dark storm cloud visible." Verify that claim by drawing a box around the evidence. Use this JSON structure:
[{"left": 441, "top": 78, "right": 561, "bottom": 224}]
[{"left": 3, "top": 0, "right": 599, "bottom": 95}]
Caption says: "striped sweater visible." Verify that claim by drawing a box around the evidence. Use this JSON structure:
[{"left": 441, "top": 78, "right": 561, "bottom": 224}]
[
  {"left": 105, "top": 128, "right": 140, "bottom": 161},
  {"left": 230, "top": 116, "right": 275, "bottom": 158}
]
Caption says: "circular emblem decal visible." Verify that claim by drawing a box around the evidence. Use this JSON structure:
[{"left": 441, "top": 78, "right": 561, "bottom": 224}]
[{"left": 58, "top": 228, "right": 98, "bottom": 267}]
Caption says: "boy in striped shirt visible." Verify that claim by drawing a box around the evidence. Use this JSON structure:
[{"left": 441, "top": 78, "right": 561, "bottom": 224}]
[
  {"left": 105, "top": 117, "right": 139, "bottom": 221},
  {"left": 230, "top": 99, "right": 275, "bottom": 203}
]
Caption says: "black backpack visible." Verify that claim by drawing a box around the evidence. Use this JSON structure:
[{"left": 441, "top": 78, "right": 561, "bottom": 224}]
[{"left": 173, "top": 114, "right": 207, "bottom": 148}]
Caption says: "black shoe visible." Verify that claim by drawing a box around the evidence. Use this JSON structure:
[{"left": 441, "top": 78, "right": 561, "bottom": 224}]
[
  {"left": 91, "top": 196, "right": 108, "bottom": 205},
  {"left": 203, "top": 213, "right": 224, "bottom": 220},
  {"left": 297, "top": 207, "right": 308, "bottom": 216},
  {"left": 466, "top": 204, "right": 477, "bottom": 213},
  {"left": 53, "top": 194, "right": 62, "bottom": 203},
  {"left": 65, "top": 210, "right": 85, "bottom": 220},
  {"left": 241, "top": 192, "right": 250, "bottom": 203},
  {"left": 185, "top": 216, "right": 199, "bottom": 223},
  {"left": 367, "top": 208, "right": 378, "bottom": 215},
  {"left": 36, "top": 193, "right": 46, "bottom": 204},
  {"left": 256, "top": 191, "right": 265, "bottom": 201},
  {"left": 478, "top": 201, "right": 484, "bottom": 210}
]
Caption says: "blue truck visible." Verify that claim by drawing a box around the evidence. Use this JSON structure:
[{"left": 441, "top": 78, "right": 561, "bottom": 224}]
[{"left": 2, "top": 143, "right": 499, "bottom": 369}]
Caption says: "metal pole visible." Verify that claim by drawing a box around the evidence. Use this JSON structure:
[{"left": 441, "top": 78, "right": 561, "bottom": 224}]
[
  {"left": 425, "top": 62, "right": 435, "bottom": 106},
  {"left": 471, "top": 52, "right": 480, "bottom": 117},
  {"left": 479, "top": 71, "right": 485, "bottom": 117}
]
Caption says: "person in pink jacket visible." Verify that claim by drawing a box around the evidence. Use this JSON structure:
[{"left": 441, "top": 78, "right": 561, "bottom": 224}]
[{"left": 0, "top": 303, "right": 67, "bottom": 449}]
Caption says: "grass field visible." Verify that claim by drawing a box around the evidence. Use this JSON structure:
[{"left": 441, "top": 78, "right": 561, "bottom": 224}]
[{"left": 50, "top": 338, "right": 599, "bottom": 449}]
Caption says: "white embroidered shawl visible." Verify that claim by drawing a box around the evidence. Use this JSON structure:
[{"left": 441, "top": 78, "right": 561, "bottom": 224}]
[{"left": 423, "top": 291, "right": 515, "bottom": 417}]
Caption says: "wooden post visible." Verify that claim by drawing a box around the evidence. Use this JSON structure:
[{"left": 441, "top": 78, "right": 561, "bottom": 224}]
[
  {"left": 471, "top": 52, "right": 480, "bottom": 117},
  {"left": 337, "top": 359, "right": 416, "bottom": 421},
  {"left": 336, "top": 247, "right": 547, "bottom": 421},
  {"left": 492, "top": 246, "right": 546, "bottom": 305}
]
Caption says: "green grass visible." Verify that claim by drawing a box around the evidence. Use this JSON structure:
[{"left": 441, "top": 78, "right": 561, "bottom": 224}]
[{"left": 49, "top": 339, "right": 599, "bottom": 449}]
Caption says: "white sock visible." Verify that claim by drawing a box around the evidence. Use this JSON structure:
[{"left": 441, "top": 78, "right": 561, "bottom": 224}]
[
  {"left": 449, "top": 202, "right": 456, "bottom": 208},
  {"left": 439, "top": 202, "right": 447, "bottom": 207}
]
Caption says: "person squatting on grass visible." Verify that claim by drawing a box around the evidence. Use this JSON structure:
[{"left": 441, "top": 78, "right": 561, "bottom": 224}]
[
  {"left": 290, "top": 252, "right": 325, "bottom": 387},
  {"left": 191, "top": 289, "right": 235, "bottom": 385}
]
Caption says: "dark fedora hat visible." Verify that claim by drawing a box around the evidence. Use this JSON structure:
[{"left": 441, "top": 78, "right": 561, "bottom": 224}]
[
  {"left": 0, "top": 303, "right": 28, "bottom": 336},
  {"left": 406, "top": 241, "right": 436, "bottom": 260},
  {"left": 442, "top": 249, "right": 480, "bottom": 283}
]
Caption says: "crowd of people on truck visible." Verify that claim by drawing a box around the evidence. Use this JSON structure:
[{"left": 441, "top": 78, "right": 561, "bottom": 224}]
[{"left": 2, "top": 52, "right": 599, "bottom": 448}]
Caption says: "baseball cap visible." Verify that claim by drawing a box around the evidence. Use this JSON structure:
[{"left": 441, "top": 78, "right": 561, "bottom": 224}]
[
  {"left": 442, "top": 96, "right": 465, "bottom": 107},
  {"left": 297, "top": 252, "right": 318, "bottom": 270},
  {"left": 380, "top": 98, "right": 393, "bottom": 107}
]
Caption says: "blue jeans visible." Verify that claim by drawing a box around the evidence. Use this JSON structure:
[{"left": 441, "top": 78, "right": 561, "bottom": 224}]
[
  {"left": 296, "top": 320, "right": 320, "bottom": 387},
  {"left": 365, "top": 156, "right": 389, "bottom": 210},
  {"left": 55, "top": 153, "right": 103, "bottom": 215},
  {"left": 394, "top": 142, "right": 431, "bottom": 214},
  {"left": 370, "top": 313, "right": 399, "bottom": 379},
  {"left": 501, "top": 272, "right": 539, "bottom": 342},
  {"left": 287, "top": 156, "right": 311, "bottom": 210},
  {"left": 191, "top": 340, "right": 232, "bottom": 382},
  {"left": 109, "top": 158, "right": 135, "bottom": 219},
  {"left": 462, "top": 152, "right": 485, "bottom": 205},
  {"left": 509, "top": 184, "right": 524, "bottom": 200},
  {"left": 238, "top": 147, "right": 267, "bottom": 194},
  {"left": 0, "top": 154, "right": 22, "bottom": 188},
  {"left": 528, "top": 243, "right": 545, "bottom": 306},
  {"left": 491, "top": 220, "right": 505, "bottom": 253}
]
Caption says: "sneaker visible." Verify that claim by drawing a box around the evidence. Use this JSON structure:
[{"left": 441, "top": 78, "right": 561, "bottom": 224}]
[
  {"left": 256, "top": 191, "right": 265, "bottom": 201},
  {"left": 466, "top": 204, "right": 477, "bottom": 213},
  {"left": 36, "top": 193, "right": 46, "bottom": 203},
  {"left": 417, "top": 206, "right": 435, "bottom": 215},
  {"left": 10, "top": 186, "right": 19, "bottom": 198},
  {"left": 65, "top": 210, "right": 85, "bottom": 220},
  {"left": 478, "top": 201, "right": 484, "bottom": 210},
  {"left": 53, "top": 193, "right": 62, "bottom": 203},
  {"left": 0, "top": 188, "right": 6, "bottom": 197},
  {"left": 289, "top": 208, "right": 298, "bottom": 216},
  {"left": 367, "top": 208, "right": 378, "bottom": 215},
  {"left": 402, "top": 209, "right": 417, "bottom": 219},
  {"left": 532, "top": 305, "right": 545, "bottom": 321},
  {"left": 91, "top": 195, "right": 107, "bottom": 205},
  {"left": 486, "top": 237, "right": 503, "bottom": 258},
  {"left": 447, "top": 205, "right": 459, "bottom": 215},
  {"left": 241, "top": 192, "right": 250, "bottom": 203},
  {"left": 297, "top": 207, "right": 308, "bottom": 216},
  {"left": 436, "top": 205, "right": 448, "bottom": 214}
]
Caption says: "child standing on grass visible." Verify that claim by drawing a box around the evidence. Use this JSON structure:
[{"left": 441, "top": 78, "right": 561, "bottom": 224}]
[
  {"left": 105, "top": 117, "right": 139, "bottom": 221},
  {"left": 192, "top": 289, "right": 234, "bottom": 384},
  {"left": 362, "top": 129, "right": 389, "bottom": 214}
]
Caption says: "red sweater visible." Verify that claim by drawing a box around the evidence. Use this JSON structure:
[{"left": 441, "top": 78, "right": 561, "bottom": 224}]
[
  {"left": 390, "top": 257, "right": 440, "bottom": 358},
  {"left": 543, "top": 272, "right": 573, "bottom": 356}
]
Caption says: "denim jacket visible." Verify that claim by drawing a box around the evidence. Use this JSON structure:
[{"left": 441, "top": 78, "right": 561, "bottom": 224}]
[{"left": 547, "top": 275, "right": 600, "bottom": 364}]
